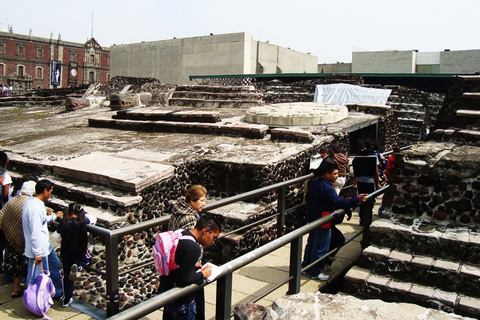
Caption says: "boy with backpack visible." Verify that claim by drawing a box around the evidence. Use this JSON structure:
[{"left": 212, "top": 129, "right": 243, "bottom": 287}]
[{"left": 158, "top": 216, "right": 221, "bottom": 320}]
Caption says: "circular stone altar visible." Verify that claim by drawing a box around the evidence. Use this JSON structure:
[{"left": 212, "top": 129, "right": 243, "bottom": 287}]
[{"left": 245, "top": 102, "right": 348, "bottom": 126}]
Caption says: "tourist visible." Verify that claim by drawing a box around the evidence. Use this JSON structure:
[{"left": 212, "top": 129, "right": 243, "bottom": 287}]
[
  {"left": 0, "top": 151, "right": 12, "bottom": 274},
  {"left": 23, "top": 179, "right": 64, "bottom": 299},
  {"left": 352, "top": 139, "right": 380, "bottom": 227},
  {"left": 329, "top": 144, "right": 349, "bottom": 195},
  {"left": 373, "top": 141, "right": 387, "bottom": 183},
  {"left": 168, "top": 184, "right": 208, "bottom": 320},
  {"left": 58, "top": 202, "right": 94, "bottom": 307},
  {"left": 302, "top": 163, "right": 366, "bottom": 281},
  {"left": 0, "top": 180, "right": 36, "bottom": 298},
  {"left": 312, "top": 146, "right": 335, "bottom": 177},
  {"left": 377, "top": 147, "right": 400, "bottom": 216},
  {"left": 168, "top": 185, "right": 207, "bottom": 231},
  {"left": 160, "top": 216, "right": 221, "bottom": 320},
  {"left": 0, "top": 151, "right": 12, "bottom": 208}
]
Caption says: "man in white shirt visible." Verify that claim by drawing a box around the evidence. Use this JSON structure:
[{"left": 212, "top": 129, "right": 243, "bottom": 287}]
[{"left": 23, "top": 179, "right": 64, "bottom": 298}]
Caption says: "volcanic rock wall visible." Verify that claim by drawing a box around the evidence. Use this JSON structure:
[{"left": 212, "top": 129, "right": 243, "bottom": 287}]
[{"left": 386, "top": 142, "right": 480, "bottom": 226}]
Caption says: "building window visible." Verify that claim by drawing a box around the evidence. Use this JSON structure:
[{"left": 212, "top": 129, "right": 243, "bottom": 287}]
[
  {"left": 0, "top": 63, "right": 5, "bottom": 76},
  {"left": 17, "top": 44, "right": 25, "bottom": 56},
  {"left": 36, "top": 46, "right": 44, "bottom": 58},
  {"left": 70, "top": 51, "right": 76, "bottom": 62},
  {"left": 36, "top": 66, "right": 43, "bottom": 79},
  {"left": 0, "top": 42, "right": 5, "bottom": 54},
  {"left": 107, "top": 72, "right": 110, "bottom": 81},
  {"left": 106, "top": 55, "right": 110, "bottom": 66},
  {"left": 89, "top": 71, "right": 95, "bottom": 83},
  {"left": 90, "top": 54, "right": 95, "bottom": 63},
  {"left": 17, "top": 65, "right": 25, "bottom": 76}
]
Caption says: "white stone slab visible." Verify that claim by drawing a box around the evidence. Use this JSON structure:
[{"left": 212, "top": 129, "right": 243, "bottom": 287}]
[{"left": 52, "top": 151, "right": 174, "bottom": 193}]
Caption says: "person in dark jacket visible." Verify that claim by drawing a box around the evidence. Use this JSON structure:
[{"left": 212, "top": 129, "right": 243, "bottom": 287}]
[
  {"left": 58, "top": 203, "right": 93, "bottom": 307},
  {"left": 160, "top": 216, "right": 221, "bottom": 320},
  {"left": 302, "top": 163, "right": 366, "bottom": 281}
]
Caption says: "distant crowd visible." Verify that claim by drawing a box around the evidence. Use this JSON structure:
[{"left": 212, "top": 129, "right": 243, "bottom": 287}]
[{"left": 1, "top": 85, "right": 13, "bottom": 97}]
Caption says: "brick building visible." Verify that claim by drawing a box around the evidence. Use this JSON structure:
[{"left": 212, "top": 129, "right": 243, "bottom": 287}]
[{"left": 0, "top": 28, "right": 110, "bottom": 90}]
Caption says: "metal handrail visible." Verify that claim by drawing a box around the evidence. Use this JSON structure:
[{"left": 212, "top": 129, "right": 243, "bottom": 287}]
[
  {"left": 107, "top": 186, "right": 388, "bottom": 320},
  {"left": 85, "top": 156, "right": 393, "bottom": 318}
]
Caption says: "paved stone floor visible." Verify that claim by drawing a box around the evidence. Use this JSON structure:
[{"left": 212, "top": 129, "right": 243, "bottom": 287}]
[{"left": 0, "top": 206, "right": 371, "bottom": 320}]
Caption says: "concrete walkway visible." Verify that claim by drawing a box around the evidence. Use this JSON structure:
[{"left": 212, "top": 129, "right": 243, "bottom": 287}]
[{"left": 0, "top": 207, "right": 371, "bottom": 320}]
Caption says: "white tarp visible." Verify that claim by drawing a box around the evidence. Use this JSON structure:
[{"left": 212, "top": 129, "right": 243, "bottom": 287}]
[{"left": 314, "top": 83, "right": 392, "bottom": 106}]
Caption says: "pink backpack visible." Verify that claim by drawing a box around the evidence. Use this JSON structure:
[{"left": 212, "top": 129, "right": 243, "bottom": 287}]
[
  {"left": 153, "top": 229, "right": 195, "bottom": 276},
  {"left": 23, "top": 263, "right": 55, "bottom": 320}
]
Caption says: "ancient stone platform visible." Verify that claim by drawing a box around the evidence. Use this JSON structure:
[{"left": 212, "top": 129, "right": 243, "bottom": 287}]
[{"left": 52, "top": 150, "right": 174, "bottom": 194}]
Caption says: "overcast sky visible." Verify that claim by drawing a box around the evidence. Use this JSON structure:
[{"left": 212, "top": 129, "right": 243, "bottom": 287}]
[{"left": 3, "top": 0, "right": 479, "bottom": 63}]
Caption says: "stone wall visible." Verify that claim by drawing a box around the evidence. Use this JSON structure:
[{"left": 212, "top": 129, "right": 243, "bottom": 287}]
[{"left": 386, "top": 142, "right": 480, "bottom": 226}]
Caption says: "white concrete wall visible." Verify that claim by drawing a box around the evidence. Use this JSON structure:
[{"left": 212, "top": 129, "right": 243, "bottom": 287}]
[
  {"left": 352, "top": 50, "right": 416, "bottom": 73},
  {"left": 111, "top": 32, "right": 317, "bottom": 84},
  {"left": 111, "top": 33, "right": 249, "bottom": 85},
  {"left": 439, "top": 50, "right": 480, "bottom": 74},
  {"left": 250, "top": 41, "right": 318, "bottom": 74}
]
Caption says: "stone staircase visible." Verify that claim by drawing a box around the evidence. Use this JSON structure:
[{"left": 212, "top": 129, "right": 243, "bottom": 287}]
[
  {"left": 168, "top": 85, "right": 263, "bottom": 108},
  {"left": 385, "top": 86, "right": 444, "bottom": 145},
  {"left": 89, "top": 108, "right": 269, "bottom": 139},
  {"left": 256, "top": 80, "right": 317, "bottom": 104},
  {"left": 344, "top": 218, "right": 480, "bottom": 318},
  {"left": 434, "top": 75, "right": 480, "bottom": 145},
  {"left": 0, "top": 87, "right": 87, "bottom": 107}
]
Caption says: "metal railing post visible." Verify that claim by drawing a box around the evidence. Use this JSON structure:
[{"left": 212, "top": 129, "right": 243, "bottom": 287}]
[
  {"left": 287, "top": 236, "right": 302, "bottom": 294},
  {"left": 215, "top": 272, "right": 233, "bottom": 320},
  {"left": 277, "top": 185, "right": 286, "bottom": 237},
  {"left": 106, "top": 233, "right": 120, "bottom": 317}
]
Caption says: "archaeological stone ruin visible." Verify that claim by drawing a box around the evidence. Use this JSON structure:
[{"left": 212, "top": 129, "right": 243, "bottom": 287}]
[{"left": 0, "top": 74, "right": 479, "bottom": 318}]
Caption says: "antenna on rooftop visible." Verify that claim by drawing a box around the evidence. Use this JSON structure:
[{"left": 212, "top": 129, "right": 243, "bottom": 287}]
[{"left": 91, "top": 11, "right": 94, "bottom": 39}]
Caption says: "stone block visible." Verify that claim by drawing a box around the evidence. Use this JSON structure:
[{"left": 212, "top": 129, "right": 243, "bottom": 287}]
[
  {"left": 411, "top": 256, "right": 434, "bottom": 270},
  {"left": 388, "top": 250, "right": 412, "bottom": 263},
  {"left": 410, "top": 284, "right": 434, "bottom": 302},
  {"left": 366, "top": 274, "right": 390, "bottom": 289},
  {"left": 363, "top": 245, "right": 391, "bottom": 263},
  {"left": 432, "top": 259, "right": 460, "bottom": 273},
  {"left": 432, "top": 289, "right": 457, "bottom": 308},
  {"left": 344, "top": 266, "right": 370, "bottom": 284},
  {"left": 386, "top": 279, "right": 412, "bottom": 294},
  {"left": 457, "top": 295, "right": 480, "bottom": 318}
]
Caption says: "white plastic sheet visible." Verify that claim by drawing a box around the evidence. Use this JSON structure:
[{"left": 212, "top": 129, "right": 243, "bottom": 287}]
[{"left": 314, "top": 83, "right": 392, "bottom": 106}]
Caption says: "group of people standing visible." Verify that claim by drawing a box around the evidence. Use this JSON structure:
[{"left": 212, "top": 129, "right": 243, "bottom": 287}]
[
  {"left": 0, "top": 151, "right": 93, "bottom": 309},
  {"left": 302, "top": 139, "right": 398, "bottom": 281},
  {"left": 1, "top": 84, "right": 13, "bottom": 97}
]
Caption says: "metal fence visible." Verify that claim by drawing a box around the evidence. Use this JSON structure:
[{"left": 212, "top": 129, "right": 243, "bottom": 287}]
[{"left": 82, "top": 167, "right": 389, "bottom": 319}]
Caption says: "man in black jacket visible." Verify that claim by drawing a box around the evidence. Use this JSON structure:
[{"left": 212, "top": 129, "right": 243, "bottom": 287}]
[{"left": 160, "top": 216, "right": 221, "bottom": 320}]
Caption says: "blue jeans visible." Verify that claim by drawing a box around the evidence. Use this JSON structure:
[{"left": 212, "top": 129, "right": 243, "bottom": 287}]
[
  {"left": 27, "top": 247, "right": 63, "bottom": 299},
  {"left": 302, "top": 228, "right": 331, "bottom": 277},
  {"left": 165, "top": 299, "right": 196, "bottom": 320}
]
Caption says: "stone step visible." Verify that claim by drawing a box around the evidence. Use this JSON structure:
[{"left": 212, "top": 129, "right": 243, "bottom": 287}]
[
  {"left": 168, "top": 97, "right": 263, "bottom": 108},
  {"left": 175, "top": 85, "right": 256, "bottom": 93},
  {"left": 370, "top": 218, "right": 480, "bottom": 265},
  {"left": 395, "top": 110, "right": 425, "bottom": 119},
  {"left": 433, "top": 128, "right": 480, "bottom": 146},
  {"left": 359, "top": 244, "right": 480, "bottom": 298},
  {"left": 387, "top": 102, "right": 424, "bottom": 108},
  {"left": 463, "top": 93, "right": 480, "bottom": 100},
  {"left": 88, "top": 117, "right": 268, "bottom": 139},
  {"left": 207, "top": 201, "right": 280, "bottom": 263},
  {"left": 52, "top": 150, "right": 175, "bottom": 194},
  {"left": 398, "top": 117, "right": 424, "bottom": 124},
  {"left": 457, "top": 110, "right": 480, "bottom": 118},
  {"left": 112, "top": 109, "right": 221, "bottom": 123},
  {"left": 344, "top": 266, "right": 480, "bottom": 318},
  {"left": 172, "top": 91, "right": 263, "bottom": 100},
  {"left": 47, "top": 198, "right": 128, "bottom": 228}
]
